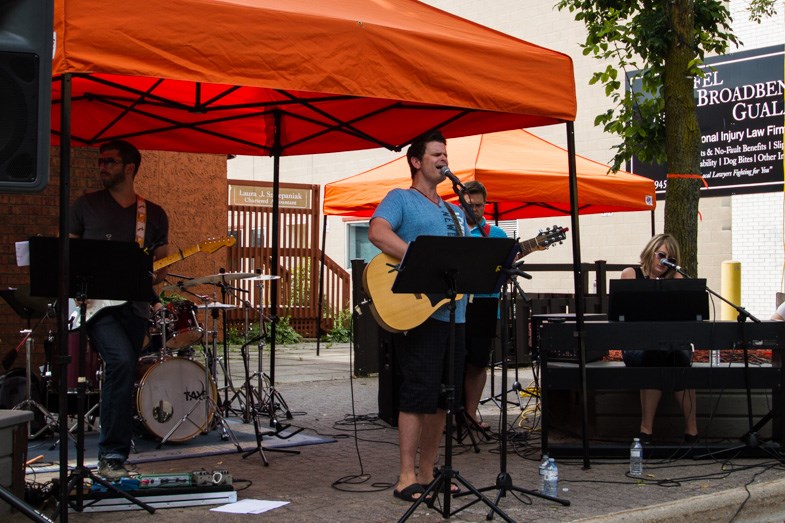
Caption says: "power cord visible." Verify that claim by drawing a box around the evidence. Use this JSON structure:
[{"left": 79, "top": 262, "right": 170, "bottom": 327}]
[{"left": 331, "top": 319, "right": 393, "bottom": 494}]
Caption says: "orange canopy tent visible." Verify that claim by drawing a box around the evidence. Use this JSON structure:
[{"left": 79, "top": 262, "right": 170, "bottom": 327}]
[
  {"left": 50, "top": 0, "right": 578, "bottom": 365},
  {"left": 51, "top": 0, "right": 576, "bottom": 154},
  {"left": 46, "top": 0, "right": 597, "bottom": 483},
  {"left": 324, "top": 129, "right": 656, "bottom": 219}
]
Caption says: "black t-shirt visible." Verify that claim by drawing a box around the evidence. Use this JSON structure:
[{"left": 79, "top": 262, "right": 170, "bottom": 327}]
[{"left": 70, "top": 189, "right": 169, "bottom": 317}]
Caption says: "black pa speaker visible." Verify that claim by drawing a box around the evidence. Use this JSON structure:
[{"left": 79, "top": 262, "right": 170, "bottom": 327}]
[{"left": 0, "top": 0, "right": 53, "bottom": 193}]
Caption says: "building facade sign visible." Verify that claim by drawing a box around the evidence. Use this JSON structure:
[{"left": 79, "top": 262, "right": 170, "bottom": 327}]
[
  {"left": 229, "top": 185, "right": 312, "bottom": 210},
  {"left": 630, "top": 44, "right": 784, "bottom": 197}
]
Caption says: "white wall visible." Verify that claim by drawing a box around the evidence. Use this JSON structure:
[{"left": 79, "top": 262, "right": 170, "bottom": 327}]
[{"left": 227, "top": 0, "right": 784, "bottom": 318}]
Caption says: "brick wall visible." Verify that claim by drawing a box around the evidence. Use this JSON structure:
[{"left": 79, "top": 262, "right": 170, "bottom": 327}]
[{"left": 0, "top": 147, "right": 227, "bottom": 373}]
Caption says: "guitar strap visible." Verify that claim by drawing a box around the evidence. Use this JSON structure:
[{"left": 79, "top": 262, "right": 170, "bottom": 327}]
[
  {"left": 135, "top": 195, "right": 147, "bottom": 247},
  {"left": 444, "top": 202, "right": 464, "bottom": 237}
]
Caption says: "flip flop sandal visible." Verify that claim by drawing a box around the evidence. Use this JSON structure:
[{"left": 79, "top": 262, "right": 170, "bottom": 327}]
[
  {"left": 393, "top": 483, "right": 425, "bottom": 502},
  {"left": 421, "top": 481, "right": 462, "bottom": 495}
]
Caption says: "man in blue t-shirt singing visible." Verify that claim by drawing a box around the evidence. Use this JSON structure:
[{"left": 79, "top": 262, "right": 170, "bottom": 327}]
[{"left": 369, "top": 130, "right": 469, "bottom": 503}]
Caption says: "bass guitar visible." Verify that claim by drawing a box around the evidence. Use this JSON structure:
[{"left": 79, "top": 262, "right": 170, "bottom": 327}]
[
  {"left": 68, "top": 236, "right": 236, "bottom": 330},
  {"left": 362, "top": 226, "right": 567, "bottom": 333}
]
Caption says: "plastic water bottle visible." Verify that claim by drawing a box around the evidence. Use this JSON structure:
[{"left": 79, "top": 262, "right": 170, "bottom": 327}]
[
  {"left": 538, "top": 453, "right": 549, "bottom": 492},
  {"left": 543, "top": 458, "right": 558, "bottom": 497},
  {"left": 630, "top": 437, "right": 643, "bottom": 477}
]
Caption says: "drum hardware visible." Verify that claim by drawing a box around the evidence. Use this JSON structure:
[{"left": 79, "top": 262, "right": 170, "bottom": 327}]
[
  {"left": 249, "top": 274, "right": 298, "bottom": 433},
  {"left": 239, "top": 276, "right": 302, "bottom": 466},
  {"left": 11, "top": 329, "right": 60, "bottom": 439},
  {"left": 145, "top": 296, "right": 242, "bottom": 450},
  {"left": 0, "top": 288, "right": 60, "bottom": 440}
]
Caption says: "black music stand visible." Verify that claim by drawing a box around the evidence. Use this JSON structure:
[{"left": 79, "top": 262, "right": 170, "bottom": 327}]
[
  {"left": 392, "top": 235, "right": 517, "bottom": 522},
  {"left": 457, "top": 274, "right": 570, "bottom": 518},
  {"left": 29, "top": 237, "right": 155, "bottom": 514}
]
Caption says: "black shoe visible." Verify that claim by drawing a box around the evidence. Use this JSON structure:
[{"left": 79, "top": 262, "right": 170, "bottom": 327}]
[
  {"left": 637, "top": 432, "right": 653, "bottom": 445},
  {"left": 97, "top": 458, "right": 131, "bottom": 481},
  {"left": 684, "top": 433, "right": 699, "bottom": 444}
]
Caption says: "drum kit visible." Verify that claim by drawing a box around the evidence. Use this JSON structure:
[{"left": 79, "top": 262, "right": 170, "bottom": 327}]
[
  {"left": 0, "top": 271, "right": 287, "bottom": 453},
  {"left": 136, "top": 270, "right": 283, "bottom": 447}
]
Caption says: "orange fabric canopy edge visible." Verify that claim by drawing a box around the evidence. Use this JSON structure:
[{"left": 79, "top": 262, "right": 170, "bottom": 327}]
[
  {"left": 323, "top": 129, "right": 656, "bottom": 219},
  {"left": 51, "top": 0, "right": 577, "bottom": 156}
]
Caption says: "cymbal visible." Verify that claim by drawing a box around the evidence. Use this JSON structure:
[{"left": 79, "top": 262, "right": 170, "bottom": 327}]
[
  {"left": 246, "top": 275, "right": 280, "bottom": 281},
  {"left": 0, "top": 286, "right": 51, "bottom": 319},
  {"left": 196, "top": 301, "right": 237, "bottom": 310},
  {"left": 171, "top": 272, "right": 257, "bottom": 289}
]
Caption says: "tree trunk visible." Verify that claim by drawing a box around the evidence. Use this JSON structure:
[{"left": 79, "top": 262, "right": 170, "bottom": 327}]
[{"left": 663, "top": 0, "right": 702, "bottom": 276}]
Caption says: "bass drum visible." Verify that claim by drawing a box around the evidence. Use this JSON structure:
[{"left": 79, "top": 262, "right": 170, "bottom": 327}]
[{"left": 135, "top": 356, "right": 216, "bottom": 442}]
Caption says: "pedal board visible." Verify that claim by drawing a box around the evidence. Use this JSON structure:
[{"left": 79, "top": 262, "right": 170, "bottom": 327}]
[
  {"left": 75, "top": 484, "right": 236, "bottom": 512},
  {"left": 90, "top": 470, "right": 232, "bottom": 492}
]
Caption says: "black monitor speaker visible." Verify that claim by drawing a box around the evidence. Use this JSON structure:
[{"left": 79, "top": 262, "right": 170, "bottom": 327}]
[{"left": 0, "top": 0, "right": 54, "bottom": 193}]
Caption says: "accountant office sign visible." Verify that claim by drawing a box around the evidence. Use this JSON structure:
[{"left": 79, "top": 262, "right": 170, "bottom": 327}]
[
  {"left": 229, "top": 185, "right": 312, "bottom": 209},
  {"left": 630, "top": 45, "right": 784, "bottom": 197}
]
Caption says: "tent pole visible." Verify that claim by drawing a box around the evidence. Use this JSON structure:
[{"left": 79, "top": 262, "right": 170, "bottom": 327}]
[
  {"left": 650, "top": 209, "right": 656, "bottom": 236},
  {"left": 566, "top": 121, "right": 591, "bottom": 469},
  {"left": 269, "top": 110, "right": 281, "bottom": 386},
  {"left": 57, "top": 73, "right": 72, "bottom": 523},
  {"left": 315, "top": 215, "right": 327, "bottom": 356}
]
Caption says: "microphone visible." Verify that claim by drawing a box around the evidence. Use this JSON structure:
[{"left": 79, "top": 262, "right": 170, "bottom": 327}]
[
  {"left": 439, "top": 166, "right": 465, "bottom": 190},
  {"left": 660, "top": 258, "right": 682, "bottom": 271}
]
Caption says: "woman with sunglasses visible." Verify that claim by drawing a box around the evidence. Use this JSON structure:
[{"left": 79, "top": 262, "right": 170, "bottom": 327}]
[{"left": 620, "top": 233, "right": 699, "bottom": 445}]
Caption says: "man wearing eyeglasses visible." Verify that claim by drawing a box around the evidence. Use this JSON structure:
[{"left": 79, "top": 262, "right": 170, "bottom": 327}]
[
  {"left": 70, "top": 140, "right": 169, "bottom": 480},
  {"left": 462, "top": 181, "right": 508, "bottom": 432}
]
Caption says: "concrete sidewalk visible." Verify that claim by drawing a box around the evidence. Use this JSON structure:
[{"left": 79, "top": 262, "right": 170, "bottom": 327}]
[{"left": 11, "top": 342, "right": 785, "bottom": 522}]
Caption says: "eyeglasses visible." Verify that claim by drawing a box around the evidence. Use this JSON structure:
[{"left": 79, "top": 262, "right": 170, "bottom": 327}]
[
  {"left": 98, "top": 158, "right": 123, "bottom": 167},
  {"left": 654, "top": 251, "right": 668, "bottom": 260}
]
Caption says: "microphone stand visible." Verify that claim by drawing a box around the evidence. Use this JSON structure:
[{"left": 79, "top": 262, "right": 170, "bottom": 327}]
[
  {"left": 665, "top": 264, "right": 779, "bottom": 456},
  {"left": 443, "top": 173, "right": 488, "bottom": 238}
]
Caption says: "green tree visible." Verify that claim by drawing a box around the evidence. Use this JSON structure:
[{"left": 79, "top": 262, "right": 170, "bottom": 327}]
[{"left": 556, "top": 0, "right": 777, "bottom": 274}]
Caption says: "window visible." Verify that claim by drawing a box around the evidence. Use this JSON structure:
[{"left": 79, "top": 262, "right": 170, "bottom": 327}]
[{"left": 347, "top": 222, "right": 379, "bottom": 267}]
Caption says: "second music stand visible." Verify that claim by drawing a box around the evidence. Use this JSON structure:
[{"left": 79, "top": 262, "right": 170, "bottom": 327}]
[{"left": 392, "top": 235, "right": 517, "bottom": 522}]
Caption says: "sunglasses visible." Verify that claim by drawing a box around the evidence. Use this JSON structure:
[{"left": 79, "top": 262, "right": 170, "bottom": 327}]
[{"left": 655, "top": 251, "right": 677, "bottom": 265}]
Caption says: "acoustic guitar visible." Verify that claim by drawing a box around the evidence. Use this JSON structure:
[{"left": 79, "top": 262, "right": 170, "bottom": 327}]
[
  {"left": 68, "top": 236, "right": 236, "bottom": 330},
  {"left": 362, "top": 226, "right": 567, "bottom": 333}
]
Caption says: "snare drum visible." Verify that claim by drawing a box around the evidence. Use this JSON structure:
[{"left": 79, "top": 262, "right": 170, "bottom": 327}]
[
  {"left": 161, "top": 300, "right": 203, "bottom": 349},
  {"left": 135, "top": 356, "right": 216, "bottom": 442}
]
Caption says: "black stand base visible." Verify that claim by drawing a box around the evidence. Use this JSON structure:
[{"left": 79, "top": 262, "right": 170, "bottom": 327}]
[
  {"left": 459, "top": 471, "right": 570, "bottom": 520},
  {"left": 241, "top": 414, "right": 300, "bottom": 466},
  {"left": 454, "top": 410, "right": 487, "bottom": 452},
  {"left": 399, "top": 465, "right": 515, "bottom": 523}
]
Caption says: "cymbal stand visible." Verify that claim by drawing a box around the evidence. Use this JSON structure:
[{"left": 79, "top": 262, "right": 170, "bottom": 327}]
[
  {"left": 214, "top": 276, "right": 251, "bottom": 416},
  {"left": 217, "top": 300, "right": 254, "bottom": 422},
  {"left": 239, "top": 335, "right": 300, "bottom": 465},
  {"left": 251, "top": 278, "right": 301, "bottom": 437},
  {"left": 13, "top": 328, "right": 59, "bottom": 439}
]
